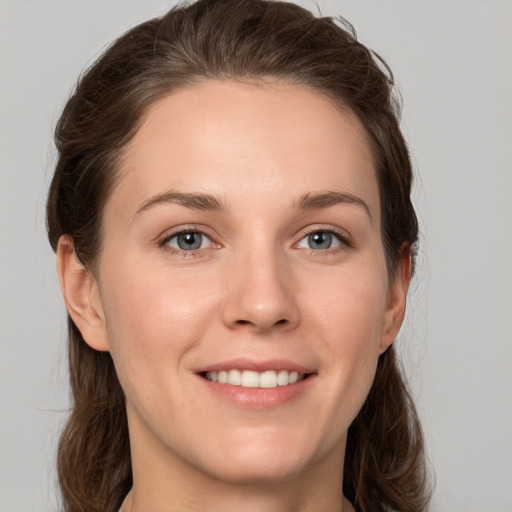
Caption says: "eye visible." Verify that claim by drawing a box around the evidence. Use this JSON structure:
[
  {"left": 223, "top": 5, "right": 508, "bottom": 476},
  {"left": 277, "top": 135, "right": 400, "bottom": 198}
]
[
  {"left": 164, "top": 231, "right": 213, "bottom": 251},
  {"left": 296, "top": 230, "right": 344, "bottom": 250}
]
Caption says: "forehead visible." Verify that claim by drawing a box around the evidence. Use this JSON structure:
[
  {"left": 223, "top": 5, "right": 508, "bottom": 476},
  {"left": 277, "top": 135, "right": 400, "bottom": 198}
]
[{"left": 110, "top": 79, "right": 379, "bottom": 219}]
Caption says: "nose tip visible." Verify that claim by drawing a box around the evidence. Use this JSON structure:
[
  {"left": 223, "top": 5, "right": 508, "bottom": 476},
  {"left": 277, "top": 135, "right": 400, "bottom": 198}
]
[
  {"left": 221, "top": 257, "right": 300, "bottom": 334},
  {"left": 232, "top": 309, "right": 293, "bottom": 332}
]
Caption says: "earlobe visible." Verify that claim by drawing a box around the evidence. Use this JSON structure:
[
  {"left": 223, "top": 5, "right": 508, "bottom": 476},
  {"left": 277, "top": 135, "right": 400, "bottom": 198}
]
[
  {"left": 56, "top": 235, "right": 110, "bottom": 352},
  {"left": 379, "top": 244, "right": 412, "bottom": 354}
]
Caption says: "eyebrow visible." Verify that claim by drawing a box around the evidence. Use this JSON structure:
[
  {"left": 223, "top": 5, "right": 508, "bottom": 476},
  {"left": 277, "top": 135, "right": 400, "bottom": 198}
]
[
  {"left": 132, "top": 189, "right": 372, "bottom": 221},
  {"left": 133, "top": 191, "right": 226, "bottom": 220},
  {"left": 296, "top": 191, "right": 372, "bottom": 221}
]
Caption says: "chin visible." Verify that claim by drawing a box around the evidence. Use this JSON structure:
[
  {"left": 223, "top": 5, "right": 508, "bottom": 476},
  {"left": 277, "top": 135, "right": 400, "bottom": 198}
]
[
  {"left": 191, "top": 430, "right": 328, "bottom": 486},
  {"left": 202, "top": 455, "right": 309, "bottom": 486}
]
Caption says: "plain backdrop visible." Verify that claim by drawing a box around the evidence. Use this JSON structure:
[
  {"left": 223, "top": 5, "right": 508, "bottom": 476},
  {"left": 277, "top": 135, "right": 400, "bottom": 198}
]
[{"left": 1, "top": 1, "right": 511, "bottom": 511}]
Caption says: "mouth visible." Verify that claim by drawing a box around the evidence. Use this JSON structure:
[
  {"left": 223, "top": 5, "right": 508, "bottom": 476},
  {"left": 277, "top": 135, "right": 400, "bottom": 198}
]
[
  {"left": 195, "top": 358, "right": 318, "bottom": 411},
  {"left": 196, "top": 360, "right": 316, "bottom": 408},
  {"left": 200, "top": 369, "right": 311, "bottom": 389}
]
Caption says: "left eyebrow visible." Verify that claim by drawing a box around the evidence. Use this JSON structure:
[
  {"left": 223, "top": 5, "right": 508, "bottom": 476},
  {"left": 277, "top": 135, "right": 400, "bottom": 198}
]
[{"left": 295, "top": 191, "right": 372, "bottom": 221}]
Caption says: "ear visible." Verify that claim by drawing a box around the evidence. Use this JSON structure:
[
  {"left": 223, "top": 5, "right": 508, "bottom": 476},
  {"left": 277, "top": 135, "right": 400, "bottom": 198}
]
[
  {"left": 56, "top": 235, "right": 110, "bottom": 352},
  {"left": 379, "top": 243, "right": 412, "bottom": 354}
]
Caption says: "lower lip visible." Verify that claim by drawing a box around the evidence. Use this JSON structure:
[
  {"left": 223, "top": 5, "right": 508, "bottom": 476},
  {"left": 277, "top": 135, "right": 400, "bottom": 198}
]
[{"left": 198, "top": 374, "right": 316, "bottom": 409}]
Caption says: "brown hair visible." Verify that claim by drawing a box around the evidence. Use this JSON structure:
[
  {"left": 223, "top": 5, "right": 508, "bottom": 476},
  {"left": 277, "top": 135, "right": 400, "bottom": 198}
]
[{"left": 46, "top": 1, "right": 430, "bottom": 510}]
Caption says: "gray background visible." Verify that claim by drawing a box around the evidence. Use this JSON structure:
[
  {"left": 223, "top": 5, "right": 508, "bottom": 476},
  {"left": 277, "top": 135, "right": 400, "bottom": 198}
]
[{"left": 1, "top": 0, "right": 511, "bottom": 510}]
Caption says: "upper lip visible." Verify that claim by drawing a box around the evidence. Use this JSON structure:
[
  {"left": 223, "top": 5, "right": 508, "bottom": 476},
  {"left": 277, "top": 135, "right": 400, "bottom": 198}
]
[{"left": 195, "top": 358, "right": 315, "bottom": 375}]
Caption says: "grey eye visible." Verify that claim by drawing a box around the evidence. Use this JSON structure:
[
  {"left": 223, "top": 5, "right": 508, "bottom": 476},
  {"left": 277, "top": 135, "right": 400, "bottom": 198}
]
[
  {"left": 166, "top": 231, "right": 212, "bottom": 251},
  {"left": 297, "top": 231, "right": 342, "bottom": 250},
  {"left": 309, "top": 231, "right": 332, "bottom": 249}
]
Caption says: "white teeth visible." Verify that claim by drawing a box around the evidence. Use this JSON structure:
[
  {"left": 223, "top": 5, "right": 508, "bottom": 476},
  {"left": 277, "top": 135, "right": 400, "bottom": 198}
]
[
  {"left": 227, "top": 369, "right": 242, "bottom": 386},
  {"left": 277, "top": 369, "right": 289, "bottom": 386},
  {"left": 241, "top": 370, "right": 259, "bottom": 388},
  {"left": 259, "top": 371, "right": 277, "bottom": 388},
  {"left": 204, "top": 369, "right": 305, "bottom": 388},
  {"left": 289, "top": 371, "right": 299, "bottom": 384}
]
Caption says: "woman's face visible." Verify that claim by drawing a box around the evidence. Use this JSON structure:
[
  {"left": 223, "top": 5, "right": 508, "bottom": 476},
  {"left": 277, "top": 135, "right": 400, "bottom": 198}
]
[{"left": 79, "top": 80, "right": 408, "bottom": 485}]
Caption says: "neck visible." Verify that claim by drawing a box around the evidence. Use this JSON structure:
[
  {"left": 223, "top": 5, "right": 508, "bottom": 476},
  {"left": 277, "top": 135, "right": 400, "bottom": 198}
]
[
  {"left": 120, "top": 479, "right": 354, "bottom": 512},
  {"left": 120, "top": 493, "right": 354, "bottom": 512}
]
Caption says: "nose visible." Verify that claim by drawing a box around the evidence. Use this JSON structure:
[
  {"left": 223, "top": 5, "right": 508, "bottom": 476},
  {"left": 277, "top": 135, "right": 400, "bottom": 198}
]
[{"left": 221, "top": 249, "right": 300, "bottom": 334}]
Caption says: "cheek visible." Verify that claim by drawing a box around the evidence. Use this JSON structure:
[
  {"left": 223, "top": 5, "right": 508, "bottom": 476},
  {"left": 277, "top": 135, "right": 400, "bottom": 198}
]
[
  {"left": 103, "top": 254, "right": 213, "bottom": 332},
  {"left": 307, "top": 264, "right": 388, "bottom": 403},
  {"left": 309, "top": 263, "right": 388, "bottom": 346},
  {"left": 98, "top": 261, "right": 218, "bottom": 392}
]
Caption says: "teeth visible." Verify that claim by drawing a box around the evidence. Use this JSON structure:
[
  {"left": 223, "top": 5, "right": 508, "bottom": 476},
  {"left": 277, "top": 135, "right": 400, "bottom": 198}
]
[
  {"left": 241, "top": 370, "right": 259, "bottom": 388},
  {"left": 204, "top": 369, "right": 304, "bottom": 388},
  {"left": 259, "top": 371, "right": 277, "bottom": 389},
  {"left": 277, "top": 369, "right": 290, "bottom": 385},
  {"left": 228, "top": 369, "right": 242, "bottom": 385},
  {"left": 288, "top": 371, "right": 299, "bottom": 384}
]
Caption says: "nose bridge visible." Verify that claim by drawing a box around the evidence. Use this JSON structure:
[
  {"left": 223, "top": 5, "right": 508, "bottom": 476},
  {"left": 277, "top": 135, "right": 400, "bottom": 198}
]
[{"left": 222, "top": 241, "right": 300, "bottom": 332}]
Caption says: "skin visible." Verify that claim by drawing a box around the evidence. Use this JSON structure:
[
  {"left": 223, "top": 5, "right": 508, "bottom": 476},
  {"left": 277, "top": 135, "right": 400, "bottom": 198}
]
[{"left": 57, "top": 80, "right": 410, "bottom": 512}]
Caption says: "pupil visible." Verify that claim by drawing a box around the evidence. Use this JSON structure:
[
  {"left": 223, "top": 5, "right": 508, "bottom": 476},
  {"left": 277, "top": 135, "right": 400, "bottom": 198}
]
[
  {"left": 309, "top": 231, "right": 331, "bottom": 249},
  {"left": 178, "top": 232, "right": 202, "bottom": 250}
]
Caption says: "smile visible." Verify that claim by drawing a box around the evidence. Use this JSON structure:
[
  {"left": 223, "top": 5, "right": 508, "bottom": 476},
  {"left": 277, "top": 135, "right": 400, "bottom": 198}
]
[{"left": 203, "top": 369, "right": 307, "bottom": 388}]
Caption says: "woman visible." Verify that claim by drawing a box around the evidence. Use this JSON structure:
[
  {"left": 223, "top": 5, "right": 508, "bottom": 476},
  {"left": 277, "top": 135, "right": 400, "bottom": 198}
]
[{"left": 46, "top": 0, "right": 431, "bottom": 510}]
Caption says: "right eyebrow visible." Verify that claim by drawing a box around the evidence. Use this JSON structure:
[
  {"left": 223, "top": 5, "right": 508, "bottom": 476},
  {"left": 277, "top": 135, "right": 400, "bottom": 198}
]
[{"left": 132, "top": 190, "right": 226, "bottom": 221}]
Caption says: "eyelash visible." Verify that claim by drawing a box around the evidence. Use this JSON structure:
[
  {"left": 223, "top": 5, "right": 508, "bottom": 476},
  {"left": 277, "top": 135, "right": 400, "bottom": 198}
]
[
  {"left": 159, "top": 226, "right": 352, "bottom": 258},
  {"left": 297, "top": 226, "right": 352, "bottom": 253},
  {"left": 160, "top": 226, "right": 215, "bottom": 259}
]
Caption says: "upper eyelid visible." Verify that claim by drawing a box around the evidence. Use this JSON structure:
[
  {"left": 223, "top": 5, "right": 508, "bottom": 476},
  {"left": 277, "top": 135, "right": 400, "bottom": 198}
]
[
  {"left": 159, "top": 225, "right": 216, "bottom": 245},
  {"left": 297, "top": 225, "right": 352, "bottom": 243},
  {"left": 157, "top": 224, "right": 352, "bottom": 247},
  {"left": 295, "top": 233, "right": 349, "bottom": 252},
  {"left": 159, "top": 229, "right": 218, "bottom": 259},
  {"left": 162, "top": 230, "right": 212, "bottom": 244}
]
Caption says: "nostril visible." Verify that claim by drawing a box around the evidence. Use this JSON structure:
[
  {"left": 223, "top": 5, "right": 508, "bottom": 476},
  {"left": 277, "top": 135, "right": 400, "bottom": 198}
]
[{"left": 233, "top": 318, "right": 289, "bottom": 329}]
